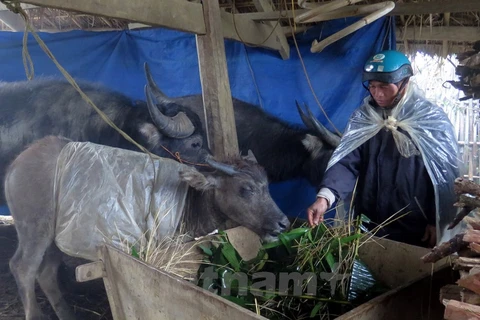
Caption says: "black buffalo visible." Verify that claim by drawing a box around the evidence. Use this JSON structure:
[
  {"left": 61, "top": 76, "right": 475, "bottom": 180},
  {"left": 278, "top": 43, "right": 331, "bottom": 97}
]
[
  {"left": 144, "top": 64, "right": 341, "bottom": 187},
  {"left": 6, "top": 135, "right": 290, "bottom": 320},
  {"left": 0, "top": 75, "right": 209, "bottom": 203}
]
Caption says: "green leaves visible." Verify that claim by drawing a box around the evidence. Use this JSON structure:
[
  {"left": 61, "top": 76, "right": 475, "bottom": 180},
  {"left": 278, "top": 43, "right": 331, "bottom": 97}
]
[
  {"left": 221, "top": 242, "right": 241, "bottom": 272},
  {"left": 196, "top": 218, "right": 375, "bottom": 319},
  {"left": 131, "top": 246, "right": 140, "bottom": 259},
  {"left": 310, "top": 303, "right": 324, "bottom": 317},
  {"left": 198, "top": 244, "right": 213, "bottom": 256}
]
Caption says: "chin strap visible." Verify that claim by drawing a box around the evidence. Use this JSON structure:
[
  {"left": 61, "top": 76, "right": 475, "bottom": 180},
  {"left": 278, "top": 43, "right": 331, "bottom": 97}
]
[{"left": 390, "top": 78, "right": 410, "bottom": 106}]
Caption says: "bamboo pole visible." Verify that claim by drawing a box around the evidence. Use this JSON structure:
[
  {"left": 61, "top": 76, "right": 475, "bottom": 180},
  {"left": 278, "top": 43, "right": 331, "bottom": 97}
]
[{"left": 310, "top": 1, "right": 395, "bottom": 53}]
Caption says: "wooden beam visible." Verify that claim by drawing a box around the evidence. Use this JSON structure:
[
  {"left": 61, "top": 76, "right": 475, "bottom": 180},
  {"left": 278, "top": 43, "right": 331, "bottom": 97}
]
[
  {"left": 219, "top": 10, "right": 284, "bottom": 54},
  {"left": 196, "top": 0, "right": 239, "bottom": 160},
  {"left": 17, "top": 0, "right": 284, "bottom": 55},
  {"left": 282, "top": 25, "right": 310, "bottom": 36},
  {"left": 20, "top": 0, "right": 206, "bottom": 34},
  {"left": 252, "top": 0, "right": 290, "bottom": 59},
  {"left": 396, "top": 26, "right": 480, "bottom": 42},
  {"left": 241, "top": 0, "right": 480, "bottom": 21}
]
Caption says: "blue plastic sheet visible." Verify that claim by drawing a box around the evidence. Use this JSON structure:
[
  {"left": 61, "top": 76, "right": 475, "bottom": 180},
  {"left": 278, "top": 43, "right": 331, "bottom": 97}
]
[{"left": 0, "top": 16, "right": 395, "bottom": 218}]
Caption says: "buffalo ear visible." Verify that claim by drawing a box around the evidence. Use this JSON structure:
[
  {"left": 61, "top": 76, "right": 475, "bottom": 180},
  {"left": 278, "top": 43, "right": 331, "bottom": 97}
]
[
  {"left": 139, "top": 123, "right": 161, "bottom": 145},
  {"left": 179, "top": 167, "right": 218, "bottom": 191},
  {"left": 243, "top": 149, "right": 258, "bottom": 164},
  {"left": 302, "top": 134, "right": 323, "bottom": 158}
]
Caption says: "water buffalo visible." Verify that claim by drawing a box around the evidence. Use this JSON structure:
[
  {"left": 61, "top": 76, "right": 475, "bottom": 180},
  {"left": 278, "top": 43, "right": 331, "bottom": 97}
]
[
  {"left": 6, "top": 135, "right": 289, "bottom": 320},
  {"left": 0, "top": 75, "right": 209, "bottom": 204},
  {"left": 144, "top": 64, "right": 341, "bottom": 187}
]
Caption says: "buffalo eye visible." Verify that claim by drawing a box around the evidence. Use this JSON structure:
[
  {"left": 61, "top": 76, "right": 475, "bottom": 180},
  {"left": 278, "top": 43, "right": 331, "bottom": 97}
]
[
  {"left": 240, "top": 185, "right": 255, "bottom": 198},
  {"left": 191, "top": 141, "right": 202, "bottom": 149}
]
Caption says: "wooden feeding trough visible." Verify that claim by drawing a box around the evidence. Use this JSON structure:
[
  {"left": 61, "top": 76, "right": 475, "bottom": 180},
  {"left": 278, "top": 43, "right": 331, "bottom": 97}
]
[
  {"left": 76, "top": 228, "right": 450, "bottom": 320},
  {"left": 76, "top": 244, "right": 267, "bottom": 320},
  {"left": 336, "top": 237, "right": 454, "bottom": 320}
]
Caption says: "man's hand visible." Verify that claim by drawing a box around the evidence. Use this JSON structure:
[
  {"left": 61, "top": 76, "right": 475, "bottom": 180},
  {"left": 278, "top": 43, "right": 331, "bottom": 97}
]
[
  {"left": 307, "top": 197, "right": 329, "bottom": 227},
  {"left": 421, "top": 224, "right": 437, "bottom": 248}
]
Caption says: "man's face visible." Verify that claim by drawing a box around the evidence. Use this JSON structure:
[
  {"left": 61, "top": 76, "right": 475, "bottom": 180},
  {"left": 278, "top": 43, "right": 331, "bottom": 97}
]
[{"left": 367, "top": 80, "right": 400, "bottom": 108}]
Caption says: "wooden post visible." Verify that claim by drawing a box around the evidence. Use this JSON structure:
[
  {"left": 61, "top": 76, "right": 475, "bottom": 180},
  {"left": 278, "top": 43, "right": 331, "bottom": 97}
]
[
  {"left": 196, "top": 0, "right": 239, "bottom": 160},
  {"left": 442, "top": 12, "right": 450, "bottom": 58}
]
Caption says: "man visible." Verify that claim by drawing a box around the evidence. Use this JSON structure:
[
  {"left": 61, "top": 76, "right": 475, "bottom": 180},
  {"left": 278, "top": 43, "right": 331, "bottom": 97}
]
[{"left": 307, "top": 50, "right": 460, "bottom": 247}]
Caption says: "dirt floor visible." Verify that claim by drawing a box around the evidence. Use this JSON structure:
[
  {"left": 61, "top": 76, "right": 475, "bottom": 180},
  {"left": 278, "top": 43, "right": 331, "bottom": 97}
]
[{"left": 0, "top": 223, "right": 112, "bottom": 320}]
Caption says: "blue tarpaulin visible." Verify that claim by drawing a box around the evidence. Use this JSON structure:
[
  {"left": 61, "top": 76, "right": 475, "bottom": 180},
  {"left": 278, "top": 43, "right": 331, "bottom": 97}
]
[{"left": 0, "top": 16, "right": 395, "bottom": 218}]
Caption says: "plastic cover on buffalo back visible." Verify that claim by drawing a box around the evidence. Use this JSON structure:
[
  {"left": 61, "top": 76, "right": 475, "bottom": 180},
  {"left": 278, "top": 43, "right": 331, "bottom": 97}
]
[
  {"left": 53, "top": 142, "right": 189, "bottom": 261},
  {"left": 327, "top": 82, "right": 461, "bottom": 243}
]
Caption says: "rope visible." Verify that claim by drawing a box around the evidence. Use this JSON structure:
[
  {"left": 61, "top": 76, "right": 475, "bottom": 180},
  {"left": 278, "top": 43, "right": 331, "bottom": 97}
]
[
  {"left": 231, "top": 0, "right": 282, "bottom": 48},
  {"left": 6, "top": 0, "right": 342, "bottom": 159},
  {"left": 284, "top": 0, "right": 341, "bottom": 135},
  {"left": 2, "top": 0, "right": 207, "bottom": 167},
  {"left": 230, "top": 0, "right": 340, "bottom": 135},
  {"left": 243, "top": 45, "right": 265, "bottom": 110},
  {"left": 384, "top": 116, "right": 398, "bottom": 131}
]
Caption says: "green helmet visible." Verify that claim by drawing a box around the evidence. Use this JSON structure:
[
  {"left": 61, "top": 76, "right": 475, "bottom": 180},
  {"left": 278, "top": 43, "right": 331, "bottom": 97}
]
[{"left": 362, "top": 50, "right": 413, "bottom": 84}]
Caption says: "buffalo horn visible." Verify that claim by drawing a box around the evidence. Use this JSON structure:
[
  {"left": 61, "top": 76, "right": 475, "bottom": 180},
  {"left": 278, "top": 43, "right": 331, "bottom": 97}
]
[
  {"left": 206, "top": 156, "right": 239, "bottom": 176},
  {"left": 304, "top": 103, "right": 341, "bottom": 147},
  {"left": 296, "top": 100, "right": 315, "bottom": 131},
  {"left": 144, "top": 62, "right": 171, "bottom": 104},
  {"left": 145, "top": 85, "right": 195, "bottom": 138}
]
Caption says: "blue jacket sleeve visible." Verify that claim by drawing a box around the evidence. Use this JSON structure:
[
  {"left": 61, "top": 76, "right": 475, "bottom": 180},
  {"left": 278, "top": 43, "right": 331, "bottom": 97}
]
[{"left": 319, "top": 146, "right": 362, "bottom": 203}]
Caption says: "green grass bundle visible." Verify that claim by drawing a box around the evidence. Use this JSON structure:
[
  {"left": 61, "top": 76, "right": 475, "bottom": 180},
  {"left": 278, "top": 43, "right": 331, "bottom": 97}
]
[{"left": 196, "top": 215, "right": 389, "bottom": 319}]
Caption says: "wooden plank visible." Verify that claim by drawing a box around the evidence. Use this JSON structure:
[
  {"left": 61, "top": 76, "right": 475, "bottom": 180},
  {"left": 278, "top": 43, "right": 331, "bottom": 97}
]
[
  {"left": 220, "top": 10, "right": 283, "bottom": 53},
  {"left": 252, "top": 0, "right": 290, "bottom": 59},
  {"left": 100, "top": 245, "right": 126, "bottom": 320},
  {"left": 241, "top": 0, "right": 480, "bottom": 21},
  {"left": 396, "top": 26, "right": 480, "bottom": 42},
  {"left": 196, "top": 0, "right": 239, "bottom": 160},
  {"left": 20, "top": 0, "right": 206, "bottom": 34},
  {"left": 282, "top": 25, "right": 309, "bottom": 36},
  {"left": 336, "top": 267, "right": 452, "bottom": 320},
  {"left": 358, "top": 237, "right": 448, "bottom": 289},
  {"left": 75, "top": 261, "right": 105, "bottom": 282},
  {"left": 18, "top": 0, "right": 284, "bottom": 54},
  {"left": 100, "top": 244, "right": 266, "bottom": 320}
]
